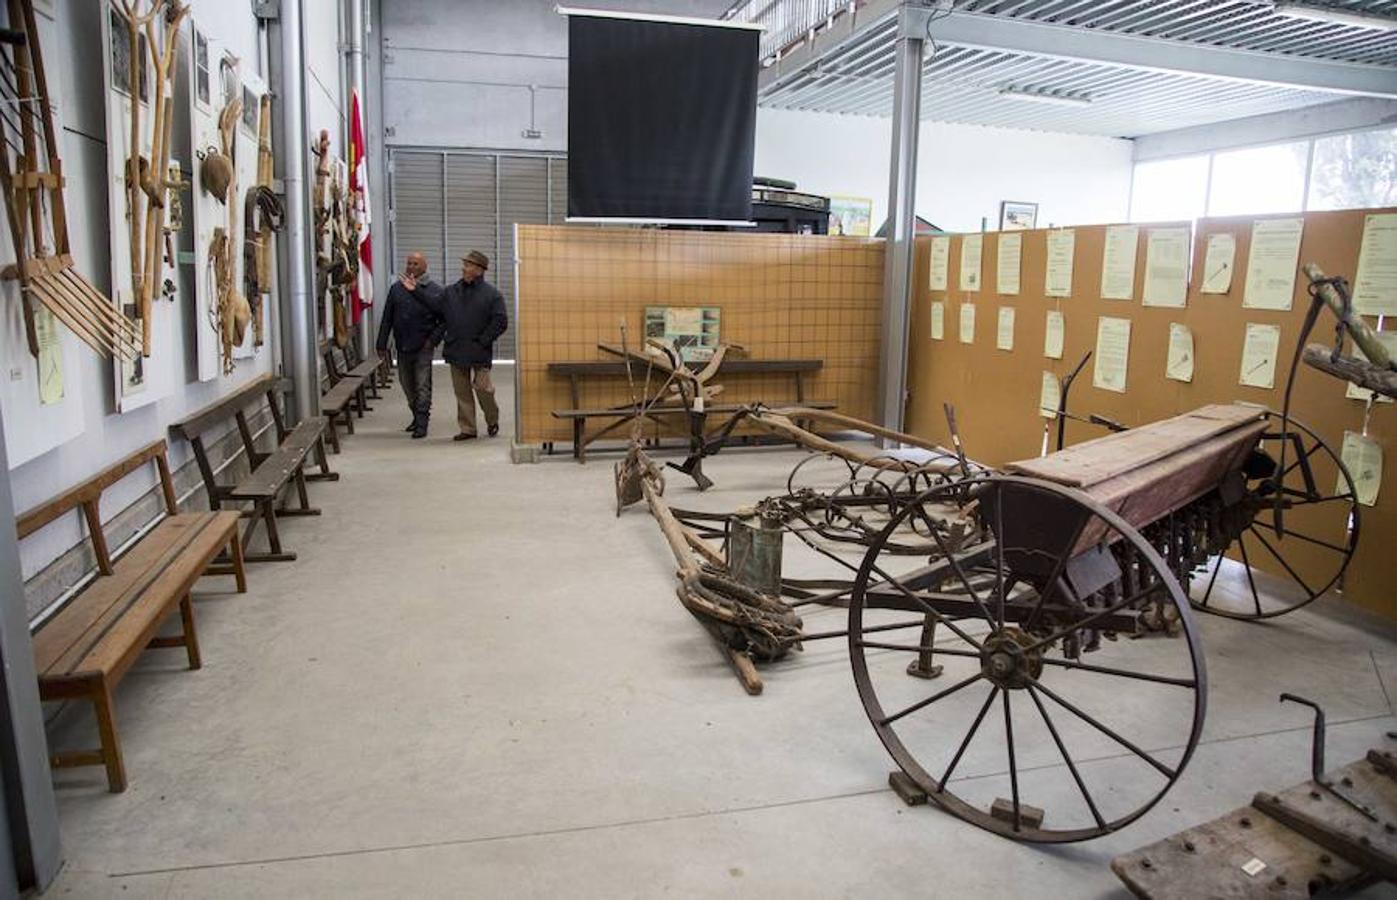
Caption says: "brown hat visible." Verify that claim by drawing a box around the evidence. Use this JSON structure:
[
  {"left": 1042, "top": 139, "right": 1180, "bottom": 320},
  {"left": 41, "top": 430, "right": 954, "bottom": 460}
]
[{"left": 462, "top": 250, "right": 490, "bottom": 270}]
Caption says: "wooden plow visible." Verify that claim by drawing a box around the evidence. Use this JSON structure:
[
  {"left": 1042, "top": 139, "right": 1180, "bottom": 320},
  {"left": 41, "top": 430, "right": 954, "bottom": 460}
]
[{"left": 0, "top": 0, "right": 139, "bottom": 361}]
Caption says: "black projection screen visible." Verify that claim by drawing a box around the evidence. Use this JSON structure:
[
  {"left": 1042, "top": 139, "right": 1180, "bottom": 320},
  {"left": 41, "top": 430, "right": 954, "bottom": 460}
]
[{"left": 565, "top": 11, "right": 759, "bottom": 224}]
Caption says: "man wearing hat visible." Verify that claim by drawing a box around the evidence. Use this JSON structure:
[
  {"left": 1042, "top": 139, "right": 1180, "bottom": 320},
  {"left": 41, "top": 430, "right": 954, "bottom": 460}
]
[{"left": 439, "top": 249, "right": 508, "bottom": 440}]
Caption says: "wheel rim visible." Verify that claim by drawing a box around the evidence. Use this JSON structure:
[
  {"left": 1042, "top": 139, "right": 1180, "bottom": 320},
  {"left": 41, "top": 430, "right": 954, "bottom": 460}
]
[
  {"left": 1190, "top": 413, "right": 1360, "bottom": 620},
  {"left": 849, "top": 475, "right": 1207, "bottom": 843}
]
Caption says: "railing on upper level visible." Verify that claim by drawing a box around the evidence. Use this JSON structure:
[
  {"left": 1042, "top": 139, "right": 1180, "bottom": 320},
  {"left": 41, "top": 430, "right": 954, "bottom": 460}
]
[{"left": 724, "top": 0, "right": 867, "bottom": 65}]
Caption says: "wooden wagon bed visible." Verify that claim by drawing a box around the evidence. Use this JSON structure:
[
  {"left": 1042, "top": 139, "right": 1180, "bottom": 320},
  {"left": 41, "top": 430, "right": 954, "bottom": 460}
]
[{"left": 1005, "top": 404, "right": 1269, "bottom": 552}]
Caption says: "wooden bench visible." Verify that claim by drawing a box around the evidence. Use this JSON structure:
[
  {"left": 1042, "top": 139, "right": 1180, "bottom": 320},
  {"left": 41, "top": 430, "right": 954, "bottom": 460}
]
[
  {"left": 320, "top": 342, "right": 370, "bottom": 453},
  {"left": 17, "top": 441, "right": 245, "bottom": 792},
  {"left": 342, "top": 329, "right": 392, "bottom": 394},
  {"left": 170, "top": 374, "right": 337, "bottom": 563},
  {"left": 548, "top": 357, "right": 827, "bottom": 461}
]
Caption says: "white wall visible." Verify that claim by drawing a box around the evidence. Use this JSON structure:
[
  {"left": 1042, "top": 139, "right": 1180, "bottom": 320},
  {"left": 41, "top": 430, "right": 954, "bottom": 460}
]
[
  {"left": 3, "top": 2, "right": 347, "bottom": 586},
  {"left": 755, "top": 108, "right": 1135, "bottom": 234},
  {"left": 381, "top": 0, "right": 733, "bottom": 151}
]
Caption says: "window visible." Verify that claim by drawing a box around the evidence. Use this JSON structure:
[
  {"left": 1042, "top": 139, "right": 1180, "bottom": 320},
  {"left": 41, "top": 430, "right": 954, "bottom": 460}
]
[
  {"left": 1307, "top": 127, "right": 1397, "bottom": 212},
  {"left": 1130, "top": 126, "right": 1397, "bottom": 222},
  {"left": 1129, "top": 155, "right": 1209, "bottom": 224},
  {"left": 1207, "top": 141, "right": 1308, "bottom": 217}
]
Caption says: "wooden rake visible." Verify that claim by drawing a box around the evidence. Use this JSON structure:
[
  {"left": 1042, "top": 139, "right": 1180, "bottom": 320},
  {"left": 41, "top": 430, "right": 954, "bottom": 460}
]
[{"left": 0, "top": 0, "right": 139, "bottom": 361}]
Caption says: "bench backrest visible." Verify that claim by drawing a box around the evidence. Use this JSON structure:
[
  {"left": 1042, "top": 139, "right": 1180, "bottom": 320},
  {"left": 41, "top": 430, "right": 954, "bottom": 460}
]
[
  {"left": 15, "top": 441, "right": 179, "bottom": 576},
  {"left": 170, "top": 373, "right": 291, "bottom": 441}
]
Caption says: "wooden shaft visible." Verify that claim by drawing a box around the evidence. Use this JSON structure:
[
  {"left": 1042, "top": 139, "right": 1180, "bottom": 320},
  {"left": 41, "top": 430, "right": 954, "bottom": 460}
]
[
  {"left": 17, "top": 0, "right": 70, "bottom": 256},
  {"left": 119, "top": 5, "right": 144, "bottom": 328},
  {"left": 81, "top": 499, "right": 113, "bottom": 575},
  {"left": 1303, "top": 263, "right": 1394, "bottom": 371},
  {"left": 31, "top": 284, "right": 115, "bottom": 358},
  {"left": 1304, "top": 343, "right": 1397, "bottom": 399}
]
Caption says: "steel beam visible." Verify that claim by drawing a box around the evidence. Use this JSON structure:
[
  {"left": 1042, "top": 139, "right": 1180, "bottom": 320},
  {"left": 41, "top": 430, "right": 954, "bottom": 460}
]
[
  {"left": 1134, "top": 96, "right": 1397, "bottom": 161},
  {"left": 926, "top": 10, "right": 1397, "bottom": 99},
  {"left": 878, "top": 5, "right": 927, "bottom": 441}
]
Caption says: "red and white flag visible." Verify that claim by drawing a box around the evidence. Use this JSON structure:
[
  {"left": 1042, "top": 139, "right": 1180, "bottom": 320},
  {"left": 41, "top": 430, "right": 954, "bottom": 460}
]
[{"left": 349, "top": 90, "right": 373, "bottom": 324}]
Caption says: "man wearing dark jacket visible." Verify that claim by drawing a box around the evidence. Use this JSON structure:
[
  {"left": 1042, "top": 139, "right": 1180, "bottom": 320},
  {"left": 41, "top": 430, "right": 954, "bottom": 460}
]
[
  {"left": 376, "top": 251, "right": 445, "bottom": 439},
  {"left": 440, "top": 250, "right": 508, "bottom": 440}
]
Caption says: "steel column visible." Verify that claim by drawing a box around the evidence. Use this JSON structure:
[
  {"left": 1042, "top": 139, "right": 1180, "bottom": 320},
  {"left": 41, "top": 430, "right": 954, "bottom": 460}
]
[
  {"left": 272, "top": 0, "right": 320, "bottom": 423},
  {"left": 877, "top": 4, "right": 926, "bottom": 440},
  {"left": 0, "top": 402, "right": 62, "bottom": 891}
]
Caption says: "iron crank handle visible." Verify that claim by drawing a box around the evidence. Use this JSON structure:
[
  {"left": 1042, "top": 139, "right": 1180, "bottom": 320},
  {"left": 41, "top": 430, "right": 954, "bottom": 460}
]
[{"left": 1279, "top": 693, "right": 1325, "bottom": 781}]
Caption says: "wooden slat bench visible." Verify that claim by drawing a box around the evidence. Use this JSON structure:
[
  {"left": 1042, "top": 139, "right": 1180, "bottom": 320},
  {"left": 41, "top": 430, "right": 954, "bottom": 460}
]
[
  {"left": 547, "top": 356, "right": 827, "bottom": 461},
  {"left": 342, "top": 329, "right": 392, "bottom": 395},
  {"left": 18, "top": 440, "right": 245, "bottom": 792},
  {"left": 320, "top": 342, "right": 375, "bottom": 453},
  {"left": 170, "top": 374, "right": 337, "bottom": 563}
]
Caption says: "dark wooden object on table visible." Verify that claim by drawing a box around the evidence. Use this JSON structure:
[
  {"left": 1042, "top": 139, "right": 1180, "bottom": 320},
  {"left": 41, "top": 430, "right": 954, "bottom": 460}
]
[
  {"left": 170, "top": 373, "right": 336, "bottom": 563},
  {"left": 17, "top": 440, "right": 245, "bottom": 792},
  {"left": 548, "top": 357, "right": 827, "bottom": 462}
]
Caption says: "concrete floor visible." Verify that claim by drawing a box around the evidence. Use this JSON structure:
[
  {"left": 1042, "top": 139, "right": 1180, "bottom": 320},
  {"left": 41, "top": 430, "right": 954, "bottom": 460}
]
[{"left": 42, "top": 364, "right": 1397, "bottom": 898}]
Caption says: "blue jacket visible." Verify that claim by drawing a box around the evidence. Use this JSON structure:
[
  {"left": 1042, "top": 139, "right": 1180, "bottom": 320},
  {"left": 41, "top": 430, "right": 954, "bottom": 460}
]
[
  {"left": 440, "top": 277, "right": 508, "bottom": 367},
  {"left": 375, "top": 277, "right": 444, "bottom": 355}
]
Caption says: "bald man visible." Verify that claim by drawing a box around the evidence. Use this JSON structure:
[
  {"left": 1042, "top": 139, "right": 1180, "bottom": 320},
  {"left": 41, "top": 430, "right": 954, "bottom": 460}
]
[{"left": 376, "top": 251, "right": 445, "bottom": 439}]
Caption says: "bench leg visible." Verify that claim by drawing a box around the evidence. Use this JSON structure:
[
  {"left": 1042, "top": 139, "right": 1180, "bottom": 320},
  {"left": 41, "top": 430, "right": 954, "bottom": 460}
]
[
  {"left": 342, "top": 408, "right": 356, "bottom": 435},
  {"left": 326, "top": 417, "right": 342, "bottom": 454},
  {"left": 180, "top": 593, "right": 202, "bottom": 670},
  {"left": 238, "top": 500, "right": 296, "bottom": 563},
  {"left": 305, "top": 435, "right": 339, "bottom": 482},
  {"left": 93, "top": 682, "right": 127, "bottom": 793},
  {"left": 355, "top": 384, "right": 370, "bottom": 416},
  {"left": 230, "top": 531, "right": 247, "bottom": 592},
  {"left": 276, "top": 467, "right": 321, "bottom": 517}
]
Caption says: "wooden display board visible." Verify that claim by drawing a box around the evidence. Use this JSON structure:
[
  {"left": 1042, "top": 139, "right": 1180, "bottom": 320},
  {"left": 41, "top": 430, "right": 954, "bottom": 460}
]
[
  {"left": 907, "top": 208, "right": 1395, "bottom": 619},
  {"left": 515, "top": 226, "right": 884, "bottom": 445}
]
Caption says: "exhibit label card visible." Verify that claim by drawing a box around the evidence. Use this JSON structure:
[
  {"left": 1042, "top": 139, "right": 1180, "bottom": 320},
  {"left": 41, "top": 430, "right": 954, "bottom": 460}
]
[
  {"left": 1045, "top": 229, "right": 1076, "bottom": 297},
  {"left": 959, "top": 303, "right": 976, "bottom": 344},
  {"left": 1044, "top": 309, "right": 1065, "bottom": 359},
  {"left": 997, "top": 232, "right": 1022, "bottom": 295},
  {"left": 1239, "top": 322, "right": 1282, "bottom": 389},
  {"left": 1166, "top": 323, "right": 1194, "bottom": 382},
  {"left": 997, "top": 306, "right": 1015, "bottom": 351},
  {"left": 930, "top": 301, "right": 945, "bottom": 341},
  {"left": 1339, "top": 431, "right": 1382, "bottom": 507},
  {"left": 1201, "top": 233, "right": 1236, "bottom": 294},
  {"left": 960, "top": 233, "right": 983, "bottom": 292},
  {"left": 1101, "top": 225, "right": 1139, "bottom": 300},
  {"left": 1243, "top": 217, "right": 1303, "bottom": 310},
  {"left": 1143, "top": 227, "right": 1190, "bottom": 308},
  {"left": 1353, "top": 212, "right": 1397, "bottom": 316},
  {"left": 35, "top": 307, "right": 64, "bottom": 405},
  {"left": 1345, "top": 331, "right": 1397, "bottom": 403},
  {"left": 929, "top": 236, "right": 950, "bottom": 291},
  {"left": 1093, "top": 316, "right": 1131, "bottom": 393},
  {"left": 1040, "top": 371, "right": 1060, "bottom": 419}
]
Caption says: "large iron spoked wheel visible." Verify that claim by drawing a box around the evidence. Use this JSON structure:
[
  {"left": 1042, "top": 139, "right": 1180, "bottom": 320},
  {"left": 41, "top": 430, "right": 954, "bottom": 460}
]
[
  {"left": 849, "top": 475, "right": 1207, "bottom": 843},
  {"left": 1191, "top": 413, "right": 1360, "bottom": 620}
]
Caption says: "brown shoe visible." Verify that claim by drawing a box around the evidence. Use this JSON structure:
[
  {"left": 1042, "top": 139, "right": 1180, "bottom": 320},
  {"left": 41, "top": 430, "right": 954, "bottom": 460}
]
[{"left": 453, "top": 433, "right": 477, "bottom": 442}]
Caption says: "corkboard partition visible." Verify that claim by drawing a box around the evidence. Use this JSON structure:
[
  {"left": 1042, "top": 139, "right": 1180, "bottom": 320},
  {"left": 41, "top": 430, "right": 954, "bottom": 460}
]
[
  {"left": 515, "top": 226, "right": 884, "bottom": 445},
  {"left": 907, "top": 208, "right": 1396, "bottom": 619}
]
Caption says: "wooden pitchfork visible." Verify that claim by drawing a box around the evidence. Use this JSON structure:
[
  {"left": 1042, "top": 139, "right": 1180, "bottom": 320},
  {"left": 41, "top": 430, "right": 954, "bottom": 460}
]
[
  {"left": 137, "top": 0, "right": 189, "bottom": 354},
  {"left": 112, "top": 0, "right": 162, "bottom": 354},
  {"left": 0, "top": 0, "right": 139, "bottom": 360}
]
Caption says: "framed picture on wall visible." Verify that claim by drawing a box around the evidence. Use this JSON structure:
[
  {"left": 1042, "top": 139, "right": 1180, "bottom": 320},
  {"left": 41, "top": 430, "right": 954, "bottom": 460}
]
[{"left": 1000, "top": 201, "right": 1038, "bottom": 231}]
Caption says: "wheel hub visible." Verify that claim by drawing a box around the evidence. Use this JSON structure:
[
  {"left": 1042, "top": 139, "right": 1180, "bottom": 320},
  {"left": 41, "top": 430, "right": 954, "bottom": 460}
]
[{"left": 980, "top": 628, "right": 1042, "bottom": 690}]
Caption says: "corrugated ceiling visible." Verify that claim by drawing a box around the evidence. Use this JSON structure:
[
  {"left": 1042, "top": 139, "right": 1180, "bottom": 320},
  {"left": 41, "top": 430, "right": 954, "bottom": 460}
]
[{"left": 737, "top": 1, "right": 1397, "bottom": 136}]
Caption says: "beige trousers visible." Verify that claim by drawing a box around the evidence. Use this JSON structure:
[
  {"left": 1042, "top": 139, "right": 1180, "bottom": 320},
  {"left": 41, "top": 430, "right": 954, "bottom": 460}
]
[{"left": 450, "top": 364, "right": 499, "bottom": 435}]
